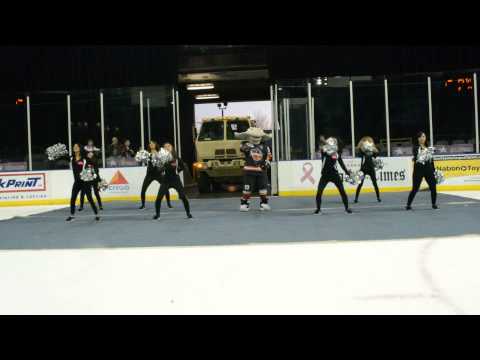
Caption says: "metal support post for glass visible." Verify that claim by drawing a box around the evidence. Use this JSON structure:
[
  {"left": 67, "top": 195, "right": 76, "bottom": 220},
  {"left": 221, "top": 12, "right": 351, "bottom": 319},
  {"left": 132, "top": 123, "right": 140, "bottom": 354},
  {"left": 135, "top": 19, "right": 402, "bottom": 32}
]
[
  {"left": 26, "top": 95, "right": 32, "bottom": 171},
  {"left": 175, "top": 89, "right": 181, "bottom": 159},
  {"left": 171, "top": 87, "right": 177, "bottom": 153},
  {"left": 147, "top": 98, "right": 152, "bottom": 142},
  {"left": 349, "top": 80, "right": 356, "bottom": 158},
  {"left": 307, "top": 82, "right": 315, "bottom": 160},
  {"left": 427, "top": 76, "right": 434, "bottom": 146},
  {"left": 140, "top": 91, "right": 145, "bottom": 150},
  {"left": 274, "top": 84, "right": 280, "bottom": 162},
  {"left": 270, "top": 85, "right": 278, "bottom": 195},
  {"left": 285, "top": 98, "right": 291, "bottom": 160},
  {"left": 311, "top": 94, "right": 315, "bottom": 158},
  {"left": 67, "top": 94, "right": 72, "bottom": 168},
  {"left": 474, "top": 73, "right": 479, "bottom": 153},
  {"left": 100, "top": 92, "right": 106, "bottom": 168},
  {"left": 384, "top": 78, "right": 391, "bottom": 157}
]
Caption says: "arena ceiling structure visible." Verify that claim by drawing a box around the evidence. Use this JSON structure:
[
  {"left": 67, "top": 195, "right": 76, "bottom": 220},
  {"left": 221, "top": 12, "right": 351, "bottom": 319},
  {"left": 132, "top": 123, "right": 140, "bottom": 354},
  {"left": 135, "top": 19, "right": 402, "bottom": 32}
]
[{"left": 1, "top": 45, "right": 480, "bottom": 94}]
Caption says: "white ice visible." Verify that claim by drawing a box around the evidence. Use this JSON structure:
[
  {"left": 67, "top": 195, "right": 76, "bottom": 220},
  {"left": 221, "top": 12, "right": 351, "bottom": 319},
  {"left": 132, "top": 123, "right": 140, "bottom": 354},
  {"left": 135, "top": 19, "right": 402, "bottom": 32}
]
[{"left": 0, "top": 194, "right": 478, "bottom": 315}]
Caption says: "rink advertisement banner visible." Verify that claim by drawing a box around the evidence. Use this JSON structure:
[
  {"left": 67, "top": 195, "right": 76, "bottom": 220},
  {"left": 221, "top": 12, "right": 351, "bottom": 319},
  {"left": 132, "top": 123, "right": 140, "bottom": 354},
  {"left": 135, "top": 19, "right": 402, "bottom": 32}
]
[
  {"left": 0, "top": 173, "right": 46, "bottom": 193},
  {"left": 0, "top": 172, "right": 49, "bottom": 202},
  {"left": 0, "top": 166, "right": 180, "bottom": 206},
  {"left": 433, "top": 155, "right": 480, "bottom": 189},
  {"left": 278, "top": 157, "right": 412, "bottom": 196}
]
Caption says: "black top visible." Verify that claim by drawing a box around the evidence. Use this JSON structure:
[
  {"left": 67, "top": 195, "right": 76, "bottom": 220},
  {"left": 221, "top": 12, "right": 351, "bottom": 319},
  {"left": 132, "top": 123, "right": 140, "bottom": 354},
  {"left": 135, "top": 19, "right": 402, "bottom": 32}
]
[
  {"left": 240, "top": 142, "right": 271, "bottom": 171},
  {"left": 321, "top": 151, "right": 350, "bottom": 177},
  {"left": 162, "top": 158, "right": 185, "bottom": 182},
  {"left": 70, "top": 155, "right": 98, "bottom": 182},
  {"left": 146, "top": 153, "right": 161, "bottom": 176},
  {"left": 412, "top": 145, "right": 435, "bottom": 169},
  {"left": 359, "top": 149, "right": 378, "bottom": 173},
  {"left": 71, "top": 156, "right": 85, "bottom": 182}
]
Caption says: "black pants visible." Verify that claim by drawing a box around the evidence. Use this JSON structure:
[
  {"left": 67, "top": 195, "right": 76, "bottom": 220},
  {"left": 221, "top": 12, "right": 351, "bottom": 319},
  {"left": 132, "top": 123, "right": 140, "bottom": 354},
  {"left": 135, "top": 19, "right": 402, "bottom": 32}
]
[
  {"left": 155, "top": 176, "right": 190, "bottom": 216},
  {"left": 243, "top": 171, "right": 268, "bottom": 195},
  {"left": 407, "top": 165, "right": 437, "bottom": 206},
  {"left": 71, "top": 181, "right": 98, "bottom": 215},
  {"left": 80, "top": 181, "right": 102, "bottom": 208},
  {"left": 315, "top": 173, "right": 349, "bottom": 211},
  {"left": 141, "top": 174, "right": 171, "bottom": 206},
  {"left": 355, "top": 168, "right": 380, "bottom": 201}
]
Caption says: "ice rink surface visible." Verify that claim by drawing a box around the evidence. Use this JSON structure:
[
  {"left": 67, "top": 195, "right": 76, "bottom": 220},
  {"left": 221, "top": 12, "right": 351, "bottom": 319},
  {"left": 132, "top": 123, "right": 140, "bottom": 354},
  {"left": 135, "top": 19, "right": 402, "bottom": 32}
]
[{"left": 0, "top": 190, "right": 479, "bottom": 314}]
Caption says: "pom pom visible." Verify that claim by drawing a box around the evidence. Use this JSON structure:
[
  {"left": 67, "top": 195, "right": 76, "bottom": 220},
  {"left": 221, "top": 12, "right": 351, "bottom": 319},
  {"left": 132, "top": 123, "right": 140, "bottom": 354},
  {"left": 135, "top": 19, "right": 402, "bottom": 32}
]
[
  {"left": 434, "top": 170, "right": 445, "bottom": 184},
  {"left": 151, "top": 148, "right": 173, "bottom": 168},
  {"left": 344, "top": 170, "right": 364, "bottom": 185},
  {"left": 80, "top": 167, "right": 97, "bottom": 182},
  {"left": 98, "top": 178, "right": 109, "bottom": 191},
  {"left": 135, "top": 150, "right": 150, "bottom": 164},
  {"left": 373, "top": 158, "right": 384, "bottom": 170},
  {"left": 46, "top": 143, "right": 68, "bottom": 161}
]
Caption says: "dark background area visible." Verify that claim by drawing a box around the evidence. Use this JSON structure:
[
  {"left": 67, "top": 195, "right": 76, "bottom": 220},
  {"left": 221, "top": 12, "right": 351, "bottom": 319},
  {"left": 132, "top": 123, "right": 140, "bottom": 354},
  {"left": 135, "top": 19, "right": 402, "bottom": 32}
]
[{"left": 1, "top": 46, "right": 480, "bottom": 92}]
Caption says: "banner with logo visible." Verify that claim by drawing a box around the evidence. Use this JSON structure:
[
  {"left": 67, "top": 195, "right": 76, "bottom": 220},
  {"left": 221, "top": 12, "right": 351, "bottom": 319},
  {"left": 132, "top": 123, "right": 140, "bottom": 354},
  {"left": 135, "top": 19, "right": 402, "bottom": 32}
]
[
  {"left": 0, "top": 166, "right": 180, "bottom": 206},
  {"left": 278, "top": 157, "right": 412, "bottom": 196},
  {"left": 0, "top": 172, "right": 49, "bottom": 202},
  {"left": 433, "top": 154, "right": 480, "bottom": 189}
]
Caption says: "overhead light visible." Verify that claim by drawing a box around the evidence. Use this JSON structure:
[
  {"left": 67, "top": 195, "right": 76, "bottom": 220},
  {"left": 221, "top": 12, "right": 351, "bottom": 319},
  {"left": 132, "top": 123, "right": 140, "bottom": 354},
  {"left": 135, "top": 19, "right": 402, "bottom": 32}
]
[
  {"left": 187, "top": 83, "right": 215, "bottom": 91},
  {"left": 195, "top": 94, "right": 220, "bottom": 100}
]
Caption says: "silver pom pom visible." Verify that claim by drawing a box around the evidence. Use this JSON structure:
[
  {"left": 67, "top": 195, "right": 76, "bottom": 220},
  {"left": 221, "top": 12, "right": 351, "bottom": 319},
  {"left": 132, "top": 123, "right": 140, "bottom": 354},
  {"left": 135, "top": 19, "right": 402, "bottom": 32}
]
[
  {"left": 322, "top": 137, "right": 339, "bottom": 155},
  {"left": 80, "top": 168, "right": 97, "bottom": 182},
  {"left": 434, "top": 170, "right": 445, "bottom": 184},
  {"left": 46, "top": 143, "right": 68, "bottom": 161},
  {"left": 323, "top": 144, "right": 338, "bottom": 155},
  {"left": 344, "top": 170, "right": 363, "bottom": 185},
  {"left": 151, "top": 148, "right": 173, "bottom": 168},
  {"left": 362, "top": 142, "right": 375, "bottom": 154},
  {"left": 373, "top": 158, "right": 384, "bottom": 170},
  {"left": 417, "top": 147, "right": 435, "bottom": 164},
  {"left": 98, "top": 178, "right": 109, "bottom": 191},
  {"left": 135, "top": 150, "right": 150, "bottom": 164}
]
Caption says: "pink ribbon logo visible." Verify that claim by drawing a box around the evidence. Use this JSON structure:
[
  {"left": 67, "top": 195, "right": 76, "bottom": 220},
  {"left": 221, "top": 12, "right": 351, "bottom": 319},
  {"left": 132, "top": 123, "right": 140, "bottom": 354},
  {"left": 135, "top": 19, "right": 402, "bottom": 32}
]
[{"left": 301, "top": 162, "right": 315, "bottom": 184}]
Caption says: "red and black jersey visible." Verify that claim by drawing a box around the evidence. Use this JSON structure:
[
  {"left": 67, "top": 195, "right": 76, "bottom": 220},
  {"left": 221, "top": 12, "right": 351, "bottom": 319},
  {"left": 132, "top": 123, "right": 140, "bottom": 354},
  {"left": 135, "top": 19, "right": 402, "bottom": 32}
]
[
  {"left": 240, "top": 142, "right": 271, "bottom": 172},
  {"left": 71, "top": 157, "right": 86, "bottom": 182},
  {"left": 71, "top": 157, "right": 98, "bottom": 182}
]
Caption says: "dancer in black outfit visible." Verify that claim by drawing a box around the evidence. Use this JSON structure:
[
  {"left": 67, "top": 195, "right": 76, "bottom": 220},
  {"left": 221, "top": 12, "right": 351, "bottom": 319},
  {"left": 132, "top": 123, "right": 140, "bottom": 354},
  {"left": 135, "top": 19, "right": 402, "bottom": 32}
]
[
  {"left": 153, "top": 143, "right": 192, "bottom": 220},
  {"left": 139, "top": 141, "right": 172, "bottom": 209},
  {"left": 406, "top": 131, "right": 438, "bottom": 210},
  {"left": 315, "top": 137, "right": 353, "bottom": 214},
  {"left": 66, "top": 144, "right": 99, "bottom": 222},
  {"left": 354, "top": 136, "right": 381, "bottom": 203},
  {"left": 79, "top": 151, "right": 103, "bottom": 211}
]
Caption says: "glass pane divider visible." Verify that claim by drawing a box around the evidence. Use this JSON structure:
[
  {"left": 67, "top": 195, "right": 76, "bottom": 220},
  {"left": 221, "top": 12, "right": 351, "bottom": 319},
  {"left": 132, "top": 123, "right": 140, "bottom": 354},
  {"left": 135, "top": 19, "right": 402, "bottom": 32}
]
[
  {"left": 139, "top": 91, "right": 145, "bottom": 150},
  {"left": 26, "top": 95, "right": 32, "bottom": 171},
  {"left": 100, "top": 92, "right": 106, "bottom": 169},
  {"left": 384, "top": 78, "right": 391, "bottom": 157},
  {"left": 474, "top": 73, "right": 479, "bottom": 153},
  {"left": 67, "top": 94, "right": 72, "bottom": 169},
  {"left": 427, "top": 76, "right": 434, "bottom": 145},
  {"left": 349, "top": 80, "right": 356, "bottom": 158}
]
